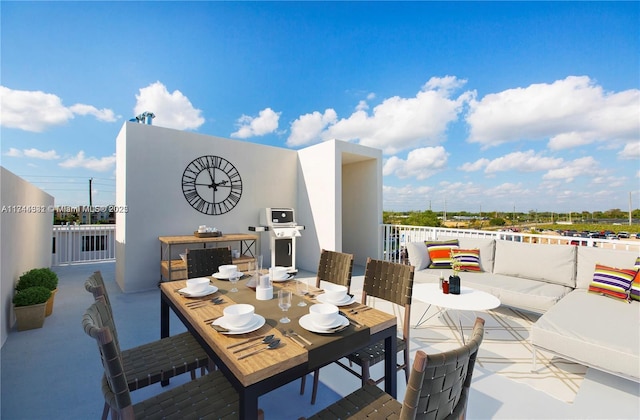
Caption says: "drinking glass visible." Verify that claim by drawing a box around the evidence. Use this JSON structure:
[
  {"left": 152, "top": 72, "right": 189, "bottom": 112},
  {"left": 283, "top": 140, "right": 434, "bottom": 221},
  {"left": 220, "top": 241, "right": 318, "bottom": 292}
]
[
  {"left": 229, "top": 270, "right": 240, "bottom": 292},
  {"left": 278, "top": 289, "right": 292, "bottom": 323},
  {"left": 256, "top": 255, "right": 263, "bottom": 273},
  {"left": 296, "top": 279, "right": 308, "bottom": 306}
]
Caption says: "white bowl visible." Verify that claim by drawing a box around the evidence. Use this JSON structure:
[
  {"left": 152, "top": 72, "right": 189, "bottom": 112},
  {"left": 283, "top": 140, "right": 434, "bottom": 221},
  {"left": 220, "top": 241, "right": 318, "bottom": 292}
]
[
  {"left": 218, "top": 264, "right": 238, "bottom": 277},
  {"left": 323, "top": 284, "right": 348, "bottom": 303},
  {"left": 271, "top": 266, "right": 289, "bottom": 280},
  {"left": 186, "top": 277, "right": 209, "bottom": 293},
  {"left": 223, "top": 304, "right": 255, "bottom": 328},
  {"left": 309, "top": 303, "right": 339, "bottom": 327}
]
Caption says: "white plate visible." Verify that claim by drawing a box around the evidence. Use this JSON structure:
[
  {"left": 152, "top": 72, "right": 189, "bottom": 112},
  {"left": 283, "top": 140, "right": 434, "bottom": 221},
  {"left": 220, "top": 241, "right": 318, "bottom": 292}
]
[
  {"left": 213, "top": 314, "right": 265, "bottom": 335},
  {"left": 178, "top": 284, "right": 218, "bottom": 297},
  {"left": 299, "top": 314, "right": 349, "bottom": 333},
  {"left": 212, "top": 271, "right": 243, "bottom": 280},
  {"left": 270, "top": 273, "right": 295, "bottom": 282},
  {"left": 316, "top": 293, "right": 355, "bottom": 306}
]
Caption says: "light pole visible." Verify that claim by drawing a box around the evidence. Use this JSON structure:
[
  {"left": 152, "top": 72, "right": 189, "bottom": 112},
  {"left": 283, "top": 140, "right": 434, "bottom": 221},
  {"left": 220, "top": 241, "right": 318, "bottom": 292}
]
[{"left": 88, "top": 178, "right": 93, "bottom": 224}]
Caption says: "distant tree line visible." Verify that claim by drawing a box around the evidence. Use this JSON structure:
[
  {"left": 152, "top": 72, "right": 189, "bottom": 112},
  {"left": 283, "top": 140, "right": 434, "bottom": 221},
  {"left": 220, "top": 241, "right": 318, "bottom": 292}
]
[{"left": 383, "top": 208, "right": 640, "bottom": 228}]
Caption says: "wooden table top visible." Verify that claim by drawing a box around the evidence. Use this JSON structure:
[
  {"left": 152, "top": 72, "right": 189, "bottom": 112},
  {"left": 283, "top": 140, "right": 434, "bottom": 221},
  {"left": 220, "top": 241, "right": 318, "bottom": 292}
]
[
  {"left": 160, "top": 276, "right": 396, "bottom": 387},
  {"left": 159, "top": 233, "right": 258, "bottom": 245}
]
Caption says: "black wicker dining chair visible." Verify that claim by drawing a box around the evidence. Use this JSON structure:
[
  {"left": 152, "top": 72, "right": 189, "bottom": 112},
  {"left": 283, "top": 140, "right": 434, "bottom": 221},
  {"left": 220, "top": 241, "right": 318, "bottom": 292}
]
[
  {"left": 84, "top": 271, "right": 210, "bottom": 419},
  {"left": 306, "top": 317, "right": 486, "bottom": 420},
  {"left": 82, "top": 296, "right": 240, "bottom": 419},
  {"left": 335, "top": 257, "right": 415, "bottom": 386},
  {"left": 186, "top": 246, "right": 233, "bottom": 278},
  {"left": 300, "top": 249, "right": 355, "bottom": 404}
]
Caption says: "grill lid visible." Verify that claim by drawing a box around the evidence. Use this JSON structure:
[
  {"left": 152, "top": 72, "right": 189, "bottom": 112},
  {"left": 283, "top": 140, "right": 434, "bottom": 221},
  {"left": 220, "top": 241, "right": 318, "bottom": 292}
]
[{"left": 261, "top": 208, "right": 296, "bottom": 226}]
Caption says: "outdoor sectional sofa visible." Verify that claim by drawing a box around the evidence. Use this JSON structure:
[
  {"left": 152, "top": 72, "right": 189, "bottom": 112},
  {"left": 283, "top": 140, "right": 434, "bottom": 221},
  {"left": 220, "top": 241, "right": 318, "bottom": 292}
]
[{"left": 406, "top": 237, "right": 640, "bottom": 381}]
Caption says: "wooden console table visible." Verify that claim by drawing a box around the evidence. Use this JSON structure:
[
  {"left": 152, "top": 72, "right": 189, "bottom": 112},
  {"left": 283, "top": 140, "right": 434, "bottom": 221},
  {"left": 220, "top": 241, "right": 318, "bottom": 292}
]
[{"left": 159, "top": 233, "right": 259, "bottom": 282}]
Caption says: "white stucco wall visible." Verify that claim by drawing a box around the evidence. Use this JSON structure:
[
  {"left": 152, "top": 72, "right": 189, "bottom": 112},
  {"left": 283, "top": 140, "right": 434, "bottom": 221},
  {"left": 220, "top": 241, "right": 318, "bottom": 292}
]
[
  {"left": 340, "top": 146, "right": 382, "bottom": 266},
  {"left": 297, "top": 141, "right": 339, "bottom": 267},
  {"left": 116, "top": 123, "right": 382, "bottom": 292},
  {"left": 297, "top": 140, "right": 382, "bottom": 268},
  {"left": 0, "top": 167, "right": 54, "bottom": 347},
  {"left": 116, "top": 123, "right": 299, "bottom": 291}
]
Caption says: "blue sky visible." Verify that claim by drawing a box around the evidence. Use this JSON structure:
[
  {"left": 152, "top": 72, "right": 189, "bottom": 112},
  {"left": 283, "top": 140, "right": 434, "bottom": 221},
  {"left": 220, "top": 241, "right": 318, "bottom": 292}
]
[{"left": 1, "top": 1, "right": 638, "bottom": 214}]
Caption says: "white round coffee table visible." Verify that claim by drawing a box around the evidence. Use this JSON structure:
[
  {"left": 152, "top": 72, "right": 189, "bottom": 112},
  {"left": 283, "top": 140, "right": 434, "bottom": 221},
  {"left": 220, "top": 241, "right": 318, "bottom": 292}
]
[{"left": 413, "top": 283, "right": 500, "bottom": 341}]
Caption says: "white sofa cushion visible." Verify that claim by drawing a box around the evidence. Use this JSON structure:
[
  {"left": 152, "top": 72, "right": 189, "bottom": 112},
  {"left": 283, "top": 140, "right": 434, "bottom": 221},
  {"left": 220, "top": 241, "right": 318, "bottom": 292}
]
[
  {"left": 575, "top": 246, "right": 639, "bottom": 290},
  {"left": 531, "top": 289, "right": 640, "bottom": 380},
  {"left": 493, "top": 241, "right": 576, "bottom": 288},
  {"left": 406, "top": 241, "right": 430, "bottom": 270},
  {"left": 462, "top": 273, "right": 571, "bottom": 314},
  {"left": 411, "top": 269, "right": 570, "bottom": 314}
]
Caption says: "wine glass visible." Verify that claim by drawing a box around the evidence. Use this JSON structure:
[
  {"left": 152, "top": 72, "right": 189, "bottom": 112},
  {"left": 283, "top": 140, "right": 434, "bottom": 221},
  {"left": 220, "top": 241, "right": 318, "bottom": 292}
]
[
  {"left": 296, "top": 279, "right": 308, "bottom": 306},
  {"left": 229, "top": 270, "right": 240, "bottom": 292},
  {"left": 278, "top": 289, "right": 292, "bottom": 323}
]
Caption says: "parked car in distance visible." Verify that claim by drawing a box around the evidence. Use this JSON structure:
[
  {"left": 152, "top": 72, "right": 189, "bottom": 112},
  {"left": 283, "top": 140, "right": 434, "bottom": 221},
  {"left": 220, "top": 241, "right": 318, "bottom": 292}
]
[
  {"left": 635, "top": 233, "right": 640, "bottom": 239},
  {"left": 617, "top": 231, "right": 630, "bottom": 239}
]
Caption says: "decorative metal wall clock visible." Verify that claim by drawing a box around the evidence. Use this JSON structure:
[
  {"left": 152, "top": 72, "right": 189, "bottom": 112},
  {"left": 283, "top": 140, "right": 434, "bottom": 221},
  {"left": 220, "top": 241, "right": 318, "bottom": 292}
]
[{"left": 181, "top": 155, "right": 243, "bottom": 215}]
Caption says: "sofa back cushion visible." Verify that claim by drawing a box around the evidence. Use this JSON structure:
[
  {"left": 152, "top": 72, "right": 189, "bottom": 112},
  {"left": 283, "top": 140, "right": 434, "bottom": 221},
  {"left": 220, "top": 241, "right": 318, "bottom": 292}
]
[
  {"left": 406, "top": 241, "right": 430, "bottom": 270},
  {"left": 576, "top": 247, "right": 639, "bottom": 290},
  {"left": 493, "top": 240, "right": 576, "bottom": 287},
  {"left": 439, "top": 236, "right": 496, "bottom": 273}
]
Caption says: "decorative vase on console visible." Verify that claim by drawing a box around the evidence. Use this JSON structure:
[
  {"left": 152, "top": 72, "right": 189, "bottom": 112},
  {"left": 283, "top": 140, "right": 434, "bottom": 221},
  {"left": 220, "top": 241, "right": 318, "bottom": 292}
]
[{"left": 449, "top": 251, "right": 461, "bottom": 295}]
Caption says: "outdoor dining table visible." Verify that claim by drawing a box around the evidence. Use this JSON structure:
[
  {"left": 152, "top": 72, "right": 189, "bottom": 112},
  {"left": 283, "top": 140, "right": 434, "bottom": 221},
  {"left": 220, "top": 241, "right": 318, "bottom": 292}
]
[{"left": 160, "top": 275, "right": 398, "bottom": 419}]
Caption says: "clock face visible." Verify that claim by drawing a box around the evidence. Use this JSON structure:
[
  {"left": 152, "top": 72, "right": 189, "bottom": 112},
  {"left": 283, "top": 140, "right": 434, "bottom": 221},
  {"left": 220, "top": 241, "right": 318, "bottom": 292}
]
[{"left": 181, "top": 155, "right": 243, "bottom": 215}]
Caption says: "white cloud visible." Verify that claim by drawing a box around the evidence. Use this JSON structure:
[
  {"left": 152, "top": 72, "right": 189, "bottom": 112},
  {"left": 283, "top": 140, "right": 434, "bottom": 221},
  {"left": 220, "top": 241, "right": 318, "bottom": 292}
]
[
  {"left": 383, "top": 146, "right": 448, "bottom": 180},
  {"left": 5, "top": 148, "right": 23, "bottom": 157},
  {"left": 484, "top": 150, "right": 564, "bottom": 173},
  {"left": 231, "top": 107, "right": 280, "bottom": 138},
  {"left": 26, "top": 148, "right": 60, "bottom": 159},
  {"left": 542, "top": 156, "right": 599, "bottom": 182},
  {"left": 69, "top": 104, "right": 117, "bottom": 122},
  {"left": 483, "top": 182, "right": 529, "bottom": 200},
  {"left": 59, "top": 151, "right": 116, "bottom": 172},
  {"left": 0, "top": 86, "right": 118, "bottom": 132},
  {"left": 287, "top": 76, "right": 473, "bottom": 154},
  {"left": 466, "top": 76, "right": 640, "bottom": 150},
  {"left": 618, "top": 141, "right": 640, "bottom": 160},
  {"left": 133, "top": 82, "right": 204, "bottom": 130},
  {"left": 287, "top": 109, "right": 338, "bottom": 147},
  {"left": 4, "top": 147, "right": 60, "bottom": 159},
  {"left": 459, "top": 158, "right": 490, "bottom": 172},
  {"left": 383, "top": 184, "right": 435, "bottom": 211}
]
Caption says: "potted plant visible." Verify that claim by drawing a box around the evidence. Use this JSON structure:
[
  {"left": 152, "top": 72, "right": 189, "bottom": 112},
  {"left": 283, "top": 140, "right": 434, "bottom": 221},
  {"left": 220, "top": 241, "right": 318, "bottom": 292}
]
[
  {"left": 13, "top": 287, "right": 51, "bottom": 331},
  {"left": 16, "top": 268, "right": 59, "bottom": 316}
]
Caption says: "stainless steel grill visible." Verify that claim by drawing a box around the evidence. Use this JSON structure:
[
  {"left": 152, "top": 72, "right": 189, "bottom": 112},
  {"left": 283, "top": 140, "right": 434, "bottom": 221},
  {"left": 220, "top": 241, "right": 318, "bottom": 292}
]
[{"left": 257, "top": 208, "right": 304, "bottom": 271}]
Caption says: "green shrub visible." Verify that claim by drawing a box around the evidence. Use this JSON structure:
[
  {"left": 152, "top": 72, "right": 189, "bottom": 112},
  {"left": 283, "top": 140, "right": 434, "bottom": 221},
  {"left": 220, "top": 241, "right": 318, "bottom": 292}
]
[
  {"left": 13, "top": 287, "right": 51, "bottom": 307},
  {"left": 16, "top": 268, "right": 58, "bottom": 291}
]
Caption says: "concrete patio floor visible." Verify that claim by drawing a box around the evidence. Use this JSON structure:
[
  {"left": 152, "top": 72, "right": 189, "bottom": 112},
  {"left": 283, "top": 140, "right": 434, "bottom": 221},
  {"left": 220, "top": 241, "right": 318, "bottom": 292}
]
[{"left": 1, "top": 261, "right": 639, "bottom": 419}]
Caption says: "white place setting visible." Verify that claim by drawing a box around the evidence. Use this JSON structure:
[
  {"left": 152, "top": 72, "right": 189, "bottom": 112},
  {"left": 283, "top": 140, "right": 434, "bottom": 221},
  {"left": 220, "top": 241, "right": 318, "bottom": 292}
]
[
  {"left": 299, "top": 303, "right": 348, "bottom": 333},
  {"left": 269, "top": 266, "right": 295, "bottom": 282},
  {"left": 178, "top": 277, "right": 218, "bottom": 297},
  {"left": 316, "top": 284, "right": 355, "bottom": 306},
  {"left": 212, "top": 304, "right": 266, "bottom": 335},
  {"left": 212, "top": 264, "right": 243, "bottom": 280}
]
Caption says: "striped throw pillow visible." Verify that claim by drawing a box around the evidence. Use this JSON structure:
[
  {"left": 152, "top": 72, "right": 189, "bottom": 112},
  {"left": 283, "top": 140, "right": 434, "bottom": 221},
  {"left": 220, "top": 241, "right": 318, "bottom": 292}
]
[
  {"left": 588, "top": 264, "right": 636, "bottom": 302},
  {"left": 631, "top": 257, "right": 640, "bottom": 302},
  {"left": 451, "top": 248, "right": 482, "bottom": 272},
  {"left": 425, "top": 239, "right": 459, "bottom": 269}
]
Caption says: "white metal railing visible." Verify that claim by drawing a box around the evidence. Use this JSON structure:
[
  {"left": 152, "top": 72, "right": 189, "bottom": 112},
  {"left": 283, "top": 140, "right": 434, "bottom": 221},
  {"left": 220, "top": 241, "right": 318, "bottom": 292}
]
[
  {"left": 380, "top": 224, "right": 640, "bottom": 263},
  {"left": 52, "top": 224, "right": 116, "bottom": 265}
]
